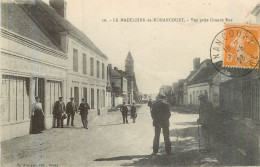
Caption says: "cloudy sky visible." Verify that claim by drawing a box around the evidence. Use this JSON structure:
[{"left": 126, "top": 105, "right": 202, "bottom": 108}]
[{"left": 44, "top": 0, "right": 259, "bottom": 93}]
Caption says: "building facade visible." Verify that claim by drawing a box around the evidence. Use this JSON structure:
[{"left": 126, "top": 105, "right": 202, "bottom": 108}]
[
  {"left": 1, "top": 1, "right": 67, "bottom": 141},
  {"left": 15, "top": 0, "right": 109, "bottom": 116},
  {"left": 64, "top": 33, "right": 108, "bottom": 116},
  {"left": 187, "top": 59, "right": 227, "bottom": 107},
  {"left": 1, "top": 0, "right": 110, "bottom": 141},
  {"left": 109, "top": 65, "right": 128, "bottom": 107}
]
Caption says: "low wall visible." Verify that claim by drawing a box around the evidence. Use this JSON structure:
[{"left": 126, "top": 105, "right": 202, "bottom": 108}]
[{"left": 1, "top": 120, "right": 30, "bottom": 141}]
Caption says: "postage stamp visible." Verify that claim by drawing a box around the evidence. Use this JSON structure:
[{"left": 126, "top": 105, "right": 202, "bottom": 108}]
[
  {"left": 223, "top": 24, "right": 259, "bottom": 69},
  {"left": 210, "top": 24, "right": 260, "bottom": 77}
]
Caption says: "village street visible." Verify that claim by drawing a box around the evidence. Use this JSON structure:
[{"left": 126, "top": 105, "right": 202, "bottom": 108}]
[{"left": 2, "top": 104, "right": 224, "bottom": 167}]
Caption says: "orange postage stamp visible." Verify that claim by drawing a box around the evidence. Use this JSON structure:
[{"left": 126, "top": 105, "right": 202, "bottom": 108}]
[{"left": 223, "top": 24, "right": 259, "bottom": 69}]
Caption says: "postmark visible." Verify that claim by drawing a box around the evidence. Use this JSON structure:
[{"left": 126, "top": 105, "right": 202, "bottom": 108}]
[{"left": 210, "top": 24, "right": 260, "bottom": 77}]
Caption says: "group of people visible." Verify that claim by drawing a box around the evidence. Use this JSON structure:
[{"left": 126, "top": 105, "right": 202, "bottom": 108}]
[
  {"left": 31, "top": 96, "right": 91, "bottom": 134},
  {"left": 52, "top": 97, "right": 90, "bottom": 129},
  {"left": 149, "top": 91, "right": 213, "bottom": 155},
  {"left": 120, "top": 102, "right": 137, "bottom": 123},
  {"left": 32, "top": 90, "right": 212, "bottom": 155}
]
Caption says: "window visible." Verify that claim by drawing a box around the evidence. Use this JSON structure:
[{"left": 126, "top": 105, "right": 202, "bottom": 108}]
[
  {"left": 1, "top": 75, "right": 30, "bottom": 123},
  {"left": 73, "top": 49, "right": 78, "bottom": 72},
  {"left": 82, "top": 53, "right": 87, "bottom": 74},
  {"left": 47, "top": 80, "right": 62, "bottom": 115},
  {"left": 97, "top": 61, "right": 100, "bottom": 78},
  {"left": 102, "top": 63, "right": 105, "bottom": 79},
  {"left": 91, "top": 88, "right": 94, "bottom": 109},
  {"left": 90, "top": 57, "right": 94, "bottom": 76}
]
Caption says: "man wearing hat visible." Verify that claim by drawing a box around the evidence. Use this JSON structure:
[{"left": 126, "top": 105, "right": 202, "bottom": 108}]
[
  {"left": 78, "top": 98, "right": 90, "bottom": 129},
  {"left": 151, "top": 92, "right": 172, "bottom": 155},
  {"left": 53, "top": 96, "right": 66, "bottom": 128},
  {"left": 120, "top": 102, "right": 129, "bottom": 124},
  {"left": 66, "top": 97, "right": 77, "bottom": 126},
  {"left": 31, "top": 96, "right": 45, "bottom": 134},
  {"left": 197, "top": 93, "right": 213, "bottom": 152}
]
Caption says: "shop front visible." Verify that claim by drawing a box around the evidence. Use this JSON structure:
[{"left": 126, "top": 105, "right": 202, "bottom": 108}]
[{"left": 1, "top": 29, "right": 67, "bottom": 141}]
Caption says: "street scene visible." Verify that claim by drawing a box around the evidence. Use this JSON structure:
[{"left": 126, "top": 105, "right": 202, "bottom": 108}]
[
  {"left": 0, "top": 105, "right": 224, "bottom": 166},
  {"left": 1, "top": 0, "right": 260, "bottom": 166}
]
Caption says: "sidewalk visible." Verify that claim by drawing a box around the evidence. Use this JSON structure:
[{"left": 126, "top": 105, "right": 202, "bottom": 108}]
[{"left": 1, "top": 109, "right": 123, "bottom": 167}]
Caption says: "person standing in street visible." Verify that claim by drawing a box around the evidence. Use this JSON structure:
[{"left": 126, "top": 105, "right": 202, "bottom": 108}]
[
  {"left": 120, "top": 102, "right": 129, "bottom": 124},
  {"left": 53, "top": 97, "right": 66, "bottom": 128},
  {"left": 78, "top": 98, "right": 90, "bottom": 129},
  {"left": 131, "top": 102, "right": 137, "bottom": 123},
  {"left": 31, "top": 96, "right": 45, "bottom": 134},
  {"left": 197, "top": 93, "right": 213, "bottom": 152},
  {"left": 151, "top": 92, "right": 172, "bottom": 155},
  {"left": 66, "top": 97, "right": 77, "bottom": 126}
]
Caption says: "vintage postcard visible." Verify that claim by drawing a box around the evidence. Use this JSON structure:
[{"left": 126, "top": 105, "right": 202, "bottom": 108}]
[{"left": 1, "top": 0, "right": 260, "bottom": 166}]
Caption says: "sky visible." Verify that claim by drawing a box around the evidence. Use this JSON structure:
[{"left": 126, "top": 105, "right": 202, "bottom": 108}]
[{"left": 44, "top": 0, "right": 259, "bottom": 94}]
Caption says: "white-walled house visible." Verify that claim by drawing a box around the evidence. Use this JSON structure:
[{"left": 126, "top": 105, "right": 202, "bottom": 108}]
[
  {"left": 16, "top": 0, "right": 109, "bottom": 117},
  {"left": 1, "top": 0, "right": 67, "bottom": 141},
  {"left": 187, "top": 59, "right": 226, "bottom": 107}
]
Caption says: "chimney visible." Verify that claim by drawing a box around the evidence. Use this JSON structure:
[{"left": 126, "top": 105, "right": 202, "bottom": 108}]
[
  {"left": 193, "top": 58, "right": 200, "bottom": 71},
  {"left": 49, "top": 0, "right": 67, "bottom": 18}
]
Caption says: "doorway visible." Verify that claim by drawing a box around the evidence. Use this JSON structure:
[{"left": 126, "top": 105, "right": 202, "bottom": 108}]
[
  {"left": 74, "top": 87, "right": 79, "bottom": 106},
  {"left": 97, "top": 89, "right": 100, "bottom": 115}
]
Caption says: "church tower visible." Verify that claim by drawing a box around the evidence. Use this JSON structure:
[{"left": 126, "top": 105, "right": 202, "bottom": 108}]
[{"left": 125, "top": 51, "right": 134, "bottom": 74}]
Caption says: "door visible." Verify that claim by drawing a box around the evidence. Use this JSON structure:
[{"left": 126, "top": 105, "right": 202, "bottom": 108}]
[
  {"left": 37, "top": 78, "right": 45, "bottom": 130},
  {"left": 83, "top": 87, "right": 87, "bottom": 102},
  {"left": 97, "top": 89, "right": 100, "bottom": 115},
  {"left": 112, "top": 94, "right": 115, "bottom": 107},
  {"left": 74, "top": 87, "right": 79, "bottom": 106},
  {"left": 38, "top": 78, "right": 45, "bottom": 112}
]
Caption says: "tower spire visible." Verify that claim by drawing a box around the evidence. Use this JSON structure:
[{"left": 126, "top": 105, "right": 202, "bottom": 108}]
[{"left": 125, "top": 51, "right": 134, "bottom": 73}]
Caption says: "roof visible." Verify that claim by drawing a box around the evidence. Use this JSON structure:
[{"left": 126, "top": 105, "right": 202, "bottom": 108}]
[
  {"left": 15, "top": 0, "right": 108, "bottom": 59},
  {"left": 111, "top": 69, "right": 123, "bottom": 77},
  {"left": 1, "top": 0, "right": 60, "bottom": 50},
  {"left": 188, "top": 60, "right": 219, "bottom": 85},
  {"left": 126, "top": 51, "right": 133, "bottom": 60}
]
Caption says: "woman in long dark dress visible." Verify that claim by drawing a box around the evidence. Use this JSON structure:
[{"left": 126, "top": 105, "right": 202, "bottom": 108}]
[
  {"left": 32, "top": 96, "right": 45, "bottom": 134},
  {"left": 131, "top": 102, "right": 137, "bottom": 123}
]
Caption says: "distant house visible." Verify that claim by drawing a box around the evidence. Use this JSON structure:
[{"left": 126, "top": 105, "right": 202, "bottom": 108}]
[
  {"left": 108, "top": 65, "right": 128, "bottom": 107},
  {"left": 172, "top": 79, "right": 187, "bottom": 105},
  {"left": 159, "top": 85, "right": 173, "bottom": 103},
  {"left": 187, "top": 59, "right": 228, "bottom": 107}
]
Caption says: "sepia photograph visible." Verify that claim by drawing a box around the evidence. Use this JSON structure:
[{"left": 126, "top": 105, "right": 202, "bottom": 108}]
[{"left": 1, "top": 0, "right": 260, "bottom": 166}]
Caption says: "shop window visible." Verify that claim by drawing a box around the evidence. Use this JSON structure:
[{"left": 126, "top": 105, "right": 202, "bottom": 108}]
[
  {"left": 46, "top": 81, "right": 62, "bottom": 116},
  {"left": 1, "top": 75, "right": 30, "bottom": 124}
]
